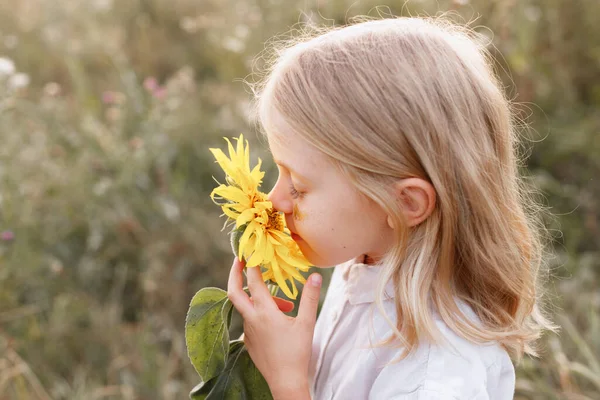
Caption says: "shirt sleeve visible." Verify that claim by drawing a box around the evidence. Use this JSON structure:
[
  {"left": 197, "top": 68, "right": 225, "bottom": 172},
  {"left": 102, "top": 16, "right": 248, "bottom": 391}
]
[
  {"left": 368, "top": 365, "right": 470, "bottom": 400},
  {"left": 368, "top": 388, "right": 466, "bottom": 400},
  {"left": 367, "top": 343, "right": 503, "bottom": 400},
  {"left": 484, "top": 358, "right": 516, "bottom": 399}
]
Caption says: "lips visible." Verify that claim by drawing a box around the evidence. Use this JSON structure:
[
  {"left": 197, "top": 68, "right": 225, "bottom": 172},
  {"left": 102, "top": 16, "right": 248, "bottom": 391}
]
[
  {"left": 291, "top": 232, "right": 302, "bottom": 241},
  {"left": 288, "top": 227, "right": 302, "bottom": 241}
]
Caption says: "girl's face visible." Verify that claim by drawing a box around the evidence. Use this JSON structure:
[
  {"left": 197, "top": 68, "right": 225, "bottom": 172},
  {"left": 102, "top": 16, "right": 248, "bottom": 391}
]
[{"left": 265, "top": 112, "right": 394, "bottom": 267}]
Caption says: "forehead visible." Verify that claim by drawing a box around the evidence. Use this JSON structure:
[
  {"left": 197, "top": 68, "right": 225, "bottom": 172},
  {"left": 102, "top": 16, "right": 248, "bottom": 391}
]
[{"left": 264, "top": 110, "right": 329, "bottom": 170}]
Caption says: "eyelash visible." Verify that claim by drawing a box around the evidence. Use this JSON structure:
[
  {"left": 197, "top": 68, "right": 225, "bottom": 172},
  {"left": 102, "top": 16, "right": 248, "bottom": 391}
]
[{"left": 289, "top": 184, "right": 301, "bottom": 199}]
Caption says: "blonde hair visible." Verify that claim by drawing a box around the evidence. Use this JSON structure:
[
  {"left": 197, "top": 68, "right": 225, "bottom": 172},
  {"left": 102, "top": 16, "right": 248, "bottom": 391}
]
[{"left": 250, "top": 16, "right": 558, "bottom": 363}]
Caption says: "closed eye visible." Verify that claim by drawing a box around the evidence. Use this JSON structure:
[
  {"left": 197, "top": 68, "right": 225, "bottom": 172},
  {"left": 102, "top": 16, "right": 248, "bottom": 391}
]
[{"left": 289, "top": 184, "right": 301, "bottom": 199}]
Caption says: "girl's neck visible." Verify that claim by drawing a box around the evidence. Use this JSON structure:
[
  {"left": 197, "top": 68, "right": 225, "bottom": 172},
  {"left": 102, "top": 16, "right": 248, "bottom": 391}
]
[{"left": 362, "top": 254, "right": 378, "bottom": 265}]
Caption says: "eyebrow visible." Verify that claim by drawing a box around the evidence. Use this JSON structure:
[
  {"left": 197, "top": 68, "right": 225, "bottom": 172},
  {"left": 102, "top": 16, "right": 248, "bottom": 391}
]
[{"left": 273, "top": 159, "right": 310, "bottom": 184}]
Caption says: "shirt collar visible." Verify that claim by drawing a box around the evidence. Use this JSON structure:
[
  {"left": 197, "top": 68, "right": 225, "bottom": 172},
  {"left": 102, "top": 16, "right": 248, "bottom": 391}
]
[
  {"left": 339, "top": 255, "right": 396, "bottom": 305},
  {"left": 338, "top": 258, "right": 483, "bottom": 327}
]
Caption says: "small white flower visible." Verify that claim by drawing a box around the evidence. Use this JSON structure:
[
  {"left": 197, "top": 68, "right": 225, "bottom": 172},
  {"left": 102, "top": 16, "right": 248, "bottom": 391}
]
[
  {"left": 235, "top": 25, "right": 249, "bottom": 39},
  {"left": 0, "top": 57, "right": 15, "bottom": 77},
  {"left": 8, "top": 72, "right": 30, "bottom": 89},
  {"left": 92, "top": 0, "right": 113, "bottom": 12},
  {"left": 180, "top": 17, "right": 199, "bottom": 33},
  {"left": 222, "top": 37, "right": 245, "bottom": 53},
  {"left": 93, "top": 177, "right": 112, "bottom": 196},
  {"left": 159, "top": 197, "right": 180, "bottom": 221}
]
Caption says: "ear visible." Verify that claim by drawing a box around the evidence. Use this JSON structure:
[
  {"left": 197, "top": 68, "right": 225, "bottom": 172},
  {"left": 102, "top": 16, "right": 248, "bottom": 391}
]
[{"left": 387, "top": 178, "right": 436, "bottom": 228}]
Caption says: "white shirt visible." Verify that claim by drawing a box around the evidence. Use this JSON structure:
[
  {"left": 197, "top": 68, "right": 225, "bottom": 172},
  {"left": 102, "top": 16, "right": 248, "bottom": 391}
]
[{"left": 308, "top": 258, "right": 515, "bottom": 400}]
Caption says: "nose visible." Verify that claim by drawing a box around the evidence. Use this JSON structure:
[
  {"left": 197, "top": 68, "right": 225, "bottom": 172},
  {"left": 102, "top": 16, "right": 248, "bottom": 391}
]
[{"left": 267, "top": 180, "right": 293, "bottom": 215}]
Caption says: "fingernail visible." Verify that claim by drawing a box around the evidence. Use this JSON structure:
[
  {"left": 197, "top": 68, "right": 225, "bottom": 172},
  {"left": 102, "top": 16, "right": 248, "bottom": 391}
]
[{"left": 310, "top": 274, "right": 322, "bottom": 287}]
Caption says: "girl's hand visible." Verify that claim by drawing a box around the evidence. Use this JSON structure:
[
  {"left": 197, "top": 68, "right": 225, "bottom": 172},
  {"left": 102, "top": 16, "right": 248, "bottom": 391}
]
[
  {"left": 227, "top": 257, "right": 322, "bottom": 400},
  {"left": 265, "top": 296, "right": 295, "bottom": 313}
]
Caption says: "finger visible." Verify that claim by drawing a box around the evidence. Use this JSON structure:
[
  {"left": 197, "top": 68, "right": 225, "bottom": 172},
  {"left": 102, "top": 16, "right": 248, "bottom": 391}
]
[
  {"left": 273, "top": 296, "right": 295, "bottom": 313},
  {"left": 298, "top": 273, "right": 322, "bottom": 326},
  {"left": 249, "top": 296, "right": 293, "bottom": 313},
  {"left": 227, "top": 257, "right": 254, "bottom": 318},
  {"left": 246, "top": 265, "right": 275, "bottom": 309}
]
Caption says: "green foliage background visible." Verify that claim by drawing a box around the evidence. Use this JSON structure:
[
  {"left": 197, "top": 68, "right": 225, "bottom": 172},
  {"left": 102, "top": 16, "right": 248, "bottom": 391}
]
[{"left": 0, "top": 0, "right": 598, "bottom": 399}]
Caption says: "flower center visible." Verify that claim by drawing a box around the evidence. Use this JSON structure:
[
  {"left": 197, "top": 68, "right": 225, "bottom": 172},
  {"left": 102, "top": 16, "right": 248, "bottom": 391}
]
[{"left": 266, "top": 208, "right": 284, "bottom": 231}]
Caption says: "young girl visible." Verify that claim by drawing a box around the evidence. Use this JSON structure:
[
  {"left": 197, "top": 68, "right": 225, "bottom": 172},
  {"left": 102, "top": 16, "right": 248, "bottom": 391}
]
[{"left": 226, "top": 16, "right": 557, "bottom": 400}]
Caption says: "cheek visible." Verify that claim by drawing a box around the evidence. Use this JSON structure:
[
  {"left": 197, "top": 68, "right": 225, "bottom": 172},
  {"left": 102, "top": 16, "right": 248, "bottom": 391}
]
[
  {"left": 293, "top": 202, "right": 327, "bottom": 240},
  {"left": 299, "top": 206, "right": 353, "bottom": 248},
  {"left": 292, "top": 204, "right": 305, "bottom": 221},
  {"left": 293, "top": 199, "right": 377, "bottom": 266},
  {"left": 295, "top": 193, "right": 355, "bottom": 236}
]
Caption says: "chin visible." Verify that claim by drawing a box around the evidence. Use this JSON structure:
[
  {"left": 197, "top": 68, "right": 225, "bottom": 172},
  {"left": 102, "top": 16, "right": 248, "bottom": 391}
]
[
  {"left": 301, "top": 248, "right": 342, "bottom": 268},
  {"left": 295, "top": 239, "right": 352, "bottom": 268},
  {"left": 309, "top": 262, "right": 334, "bottom": 268},
  {"left": 296, "top": 246, "right": 325, "bottom": 267}
]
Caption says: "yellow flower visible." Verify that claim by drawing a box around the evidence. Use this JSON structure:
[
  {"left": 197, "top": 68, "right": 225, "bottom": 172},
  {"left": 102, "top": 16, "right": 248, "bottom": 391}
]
[{"left": 210, "top": 134, "right": 312, "bottom": 299}]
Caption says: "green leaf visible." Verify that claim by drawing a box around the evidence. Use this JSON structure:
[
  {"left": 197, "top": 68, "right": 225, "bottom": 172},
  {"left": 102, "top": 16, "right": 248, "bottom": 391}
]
[
  {"left": 186, "top": 287, "right": 233, "bottom": 382},
  {"left": 190, "top": 377, "right": 218, "bottom": 400},
  {"left": 230, "top": 224, "right": 247, "bottom": 259},
  {"left": 190, "top": 340, "right": 273, "bottom": 400}
]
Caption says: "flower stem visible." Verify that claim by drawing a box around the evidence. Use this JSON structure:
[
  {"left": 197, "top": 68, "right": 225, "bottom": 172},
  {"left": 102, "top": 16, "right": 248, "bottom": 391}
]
[{"left": 267, "top": 283, "right": 279, "bottom": 297}]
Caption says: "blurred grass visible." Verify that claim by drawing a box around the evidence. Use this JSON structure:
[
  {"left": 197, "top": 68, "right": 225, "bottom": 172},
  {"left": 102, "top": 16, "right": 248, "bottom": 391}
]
[{"left": 0, "top": 0, "right": 598, "bottom": 399}]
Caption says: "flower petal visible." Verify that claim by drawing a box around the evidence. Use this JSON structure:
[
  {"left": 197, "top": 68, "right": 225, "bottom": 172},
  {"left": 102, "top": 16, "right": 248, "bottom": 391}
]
[
  {"left": 263, "top": 239, "right": 275, "bottom": 264},
  {"left": 246, "top": 251, "right": 263, "bottom": 268},
  {"left": 212, "top": 185, "right": 251, "bottom": 207},
  {"left": 270, "top": 257, "right": 294, "bottom": 299},
  {"left": 236, "top": 208, "right": 256, "bottom": 228},
  {"left": 209, "top": 148, "right": 238, "bottom": 182},
  {"left": 251, "top": 158, "right": 265, "bottom": 184},
  {"left": 238, "top": 220, "right": 257, "bottom": 258},
  {"left": 262, "top": 269, "right": 273, "bottom": 281},
  {"left": 291, "top": 279, "right": 298, "bottom": 299},
  {"left": 222, "top": 205, "right": 240, "bottom": 220}
]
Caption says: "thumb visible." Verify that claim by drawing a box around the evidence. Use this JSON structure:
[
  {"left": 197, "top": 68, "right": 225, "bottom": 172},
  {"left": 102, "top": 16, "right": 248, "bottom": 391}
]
[{"left": 298, "top": 273, "right": 322, "bottom": 325}]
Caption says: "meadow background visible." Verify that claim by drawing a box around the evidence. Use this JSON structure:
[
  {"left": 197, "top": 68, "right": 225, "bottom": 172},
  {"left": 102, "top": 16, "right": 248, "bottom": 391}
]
[{"left": 0, "top": 0, "right": 598, "bottom": 399}]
